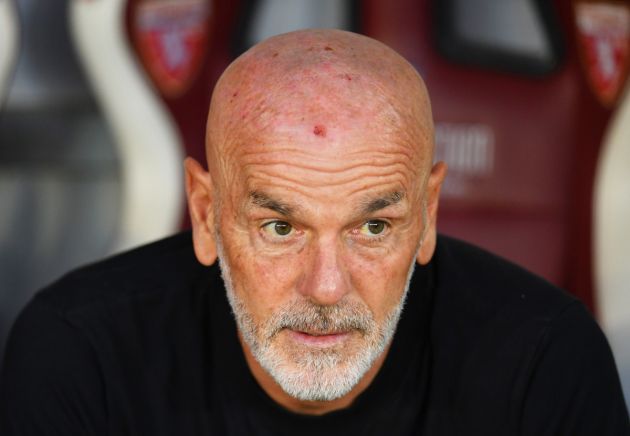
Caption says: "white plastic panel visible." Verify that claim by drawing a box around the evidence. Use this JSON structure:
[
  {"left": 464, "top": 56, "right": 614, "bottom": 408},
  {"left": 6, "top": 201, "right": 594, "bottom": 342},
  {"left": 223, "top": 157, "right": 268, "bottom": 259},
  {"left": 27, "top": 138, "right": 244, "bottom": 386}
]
[
  {"left": 69, "top": 0, "right": 184, "bottom": 252},
  {"left": 594, "top": 82, "right": 630, "bottom": 407}
]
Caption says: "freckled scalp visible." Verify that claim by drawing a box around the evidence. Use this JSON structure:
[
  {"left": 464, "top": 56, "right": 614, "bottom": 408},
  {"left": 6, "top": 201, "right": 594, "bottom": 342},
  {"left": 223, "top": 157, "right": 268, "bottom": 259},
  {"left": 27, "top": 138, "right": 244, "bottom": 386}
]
[{"left": 205, "top": 29, "right": 434, "bottom": 192}]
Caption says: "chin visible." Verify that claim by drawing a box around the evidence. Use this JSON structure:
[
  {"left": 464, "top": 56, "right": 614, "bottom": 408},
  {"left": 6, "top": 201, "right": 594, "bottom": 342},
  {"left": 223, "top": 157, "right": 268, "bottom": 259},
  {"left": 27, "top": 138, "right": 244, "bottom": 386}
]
[{"left": 259, "top": 331, "right": 385, "bottom": 401}]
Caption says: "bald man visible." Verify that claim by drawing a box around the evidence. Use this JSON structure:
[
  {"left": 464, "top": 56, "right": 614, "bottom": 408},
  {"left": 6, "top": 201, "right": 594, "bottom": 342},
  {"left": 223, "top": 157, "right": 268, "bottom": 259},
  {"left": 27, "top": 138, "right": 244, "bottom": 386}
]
[{"left": 1, "top": 30, "right": 628, "bottom": 435}]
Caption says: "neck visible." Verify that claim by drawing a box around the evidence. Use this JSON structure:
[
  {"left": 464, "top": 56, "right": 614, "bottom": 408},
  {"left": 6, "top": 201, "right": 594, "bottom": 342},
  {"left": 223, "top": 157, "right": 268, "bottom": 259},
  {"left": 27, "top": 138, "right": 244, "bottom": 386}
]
[{"left": 238, "top": 331, "right": 391, "bottom": 415}]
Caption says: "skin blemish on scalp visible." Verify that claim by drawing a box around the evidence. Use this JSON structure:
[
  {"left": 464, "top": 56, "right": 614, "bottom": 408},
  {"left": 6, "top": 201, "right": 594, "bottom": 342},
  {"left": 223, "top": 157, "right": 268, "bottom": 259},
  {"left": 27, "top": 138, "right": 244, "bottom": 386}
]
[
  {"left": 324, "top": 46, "right": 334, "bottom": 51},
  {"left": 272, "top": 52, "right": 279, "bottom": 58},
  {"left": 313, "top": 124, "right": 326, "bottom": 137}
]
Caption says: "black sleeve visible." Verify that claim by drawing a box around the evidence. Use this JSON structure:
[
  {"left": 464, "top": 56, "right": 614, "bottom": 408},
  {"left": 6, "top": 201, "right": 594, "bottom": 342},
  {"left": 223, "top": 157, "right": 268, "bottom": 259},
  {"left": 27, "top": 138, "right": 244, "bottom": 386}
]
[
  {"left": 0, "top": 297, "right": 107, "bottom": 436},
  {"left": 521, "top": 303, "right": 630, "bottom": 436}
]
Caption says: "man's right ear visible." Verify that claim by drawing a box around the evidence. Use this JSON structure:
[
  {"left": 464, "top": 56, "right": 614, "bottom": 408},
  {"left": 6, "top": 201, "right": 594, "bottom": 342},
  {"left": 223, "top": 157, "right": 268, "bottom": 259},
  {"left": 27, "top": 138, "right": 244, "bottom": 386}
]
[{"left": 184, "top": 157, "right": 218, "bottom": 266}]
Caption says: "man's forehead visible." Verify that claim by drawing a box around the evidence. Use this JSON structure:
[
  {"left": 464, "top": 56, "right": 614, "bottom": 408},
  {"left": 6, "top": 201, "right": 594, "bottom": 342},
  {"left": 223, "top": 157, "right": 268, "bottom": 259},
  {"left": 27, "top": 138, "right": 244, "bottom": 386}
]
[
  {"left": 220, "top": 61, "right": 408, "bottom": 149},
  {"left": 229, "top": 133, "right": 421, "bottom": 185},
  {"left": 217, "top": 111, "right": 426, "bottom": 211},
  {"left": 206, "top": 29, "right": 434, "bottom": 189}
]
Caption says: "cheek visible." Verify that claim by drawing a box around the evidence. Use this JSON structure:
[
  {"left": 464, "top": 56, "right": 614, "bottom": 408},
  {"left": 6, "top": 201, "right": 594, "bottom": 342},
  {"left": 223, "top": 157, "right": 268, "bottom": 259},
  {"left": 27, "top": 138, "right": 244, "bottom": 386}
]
[
  {"left": 224, "top": 230, "right": 304, "bottom": 317},
  {"left": 346, "top": 249, "right": 415, "bottom": 321}
]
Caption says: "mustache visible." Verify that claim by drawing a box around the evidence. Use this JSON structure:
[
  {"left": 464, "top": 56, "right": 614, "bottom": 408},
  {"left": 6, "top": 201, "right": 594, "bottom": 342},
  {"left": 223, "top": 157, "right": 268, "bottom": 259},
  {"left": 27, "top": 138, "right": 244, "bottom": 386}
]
[{"left": 266, "top": 299, "right": 375, "bottom": 338}]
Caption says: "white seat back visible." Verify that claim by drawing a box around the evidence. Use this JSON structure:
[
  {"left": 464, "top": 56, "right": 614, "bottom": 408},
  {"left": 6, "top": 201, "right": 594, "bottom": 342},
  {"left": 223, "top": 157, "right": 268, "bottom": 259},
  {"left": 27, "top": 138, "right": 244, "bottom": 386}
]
[
  {"left": 69, "top": 0, "right": 184, "bottom": 252},
  {"left": 594, "top": 81, "right": 630, "bottom": 406}
]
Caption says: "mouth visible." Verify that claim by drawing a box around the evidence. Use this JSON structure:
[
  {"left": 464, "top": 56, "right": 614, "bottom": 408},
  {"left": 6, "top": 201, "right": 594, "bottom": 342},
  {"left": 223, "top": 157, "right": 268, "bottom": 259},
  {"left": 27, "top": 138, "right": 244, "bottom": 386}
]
[{"left": 287, "top": 329, "right": 351, "bottom": 346}]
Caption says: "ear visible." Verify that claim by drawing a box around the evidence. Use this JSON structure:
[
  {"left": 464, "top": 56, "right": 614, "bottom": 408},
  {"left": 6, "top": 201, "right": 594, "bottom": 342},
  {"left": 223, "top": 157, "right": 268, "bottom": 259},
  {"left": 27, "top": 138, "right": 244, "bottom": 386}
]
[
  {"left": 184, "top": 157, "right": 218, "bottom": 266},
  {"left": 417, "top": 161, "right": 447, "bottom": 265}
]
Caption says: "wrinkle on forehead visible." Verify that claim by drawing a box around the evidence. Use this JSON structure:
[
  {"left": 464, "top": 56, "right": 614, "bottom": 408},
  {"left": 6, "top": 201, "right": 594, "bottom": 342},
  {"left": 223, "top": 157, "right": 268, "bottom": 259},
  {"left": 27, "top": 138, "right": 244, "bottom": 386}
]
[{"left": 205, "top": 29, "right": 434, "bottom": 190}]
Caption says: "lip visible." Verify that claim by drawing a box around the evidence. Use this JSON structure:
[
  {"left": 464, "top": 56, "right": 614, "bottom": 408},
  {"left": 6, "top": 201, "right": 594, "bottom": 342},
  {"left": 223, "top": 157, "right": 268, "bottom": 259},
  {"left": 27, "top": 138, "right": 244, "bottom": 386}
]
[{"left": 287, "top": 329, "right": 351, "bottom": 346}]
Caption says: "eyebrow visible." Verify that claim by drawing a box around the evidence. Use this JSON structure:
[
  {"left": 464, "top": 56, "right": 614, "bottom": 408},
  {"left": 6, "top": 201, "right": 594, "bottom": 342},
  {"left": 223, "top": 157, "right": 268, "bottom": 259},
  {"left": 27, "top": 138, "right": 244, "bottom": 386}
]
[
  {"left": 249, "top": 191, "right": 294, "bottom": 216},
  {"left": 361, "top": 191, "right": 405, "bottom": 214},
  {"left": 248, "top": 190, "right": 404, "bottom": 217}
]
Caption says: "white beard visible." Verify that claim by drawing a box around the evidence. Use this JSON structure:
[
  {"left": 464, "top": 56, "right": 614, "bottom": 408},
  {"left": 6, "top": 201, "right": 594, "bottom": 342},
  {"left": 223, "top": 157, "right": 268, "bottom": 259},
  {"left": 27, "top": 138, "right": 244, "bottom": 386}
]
[{"left": 216, "top": 236, "right": 417, "bottom": 402}]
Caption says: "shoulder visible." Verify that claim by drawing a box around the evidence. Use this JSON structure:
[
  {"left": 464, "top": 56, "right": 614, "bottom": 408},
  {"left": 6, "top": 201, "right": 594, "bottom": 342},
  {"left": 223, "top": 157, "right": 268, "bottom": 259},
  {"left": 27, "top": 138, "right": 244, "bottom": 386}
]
[
  {"left": 432, "top": 235, "right": 577, "bottom": 326},
  {"left": 427, "top": 235, "right": 630, "bottom": 434},
  {"left": 0, "top": 231, "right": 222, "bottom": 434},
  {"left": 0, "top": 281, "right": 108, "bottom": 434},
  {"left": 15, "top": 230, "right": 217, "bottom": 375},
  {"left": 519, "top": 301, "right": 630, "bottom": 435},
  {"left": 34, "top": 231, "right": 206, "bottom": 316},
  {"left": 428, "top": 234, "right": 580, "bottom": 382},
  {"left": 429, "top": 234, "right": 587, "bottom": 367}
]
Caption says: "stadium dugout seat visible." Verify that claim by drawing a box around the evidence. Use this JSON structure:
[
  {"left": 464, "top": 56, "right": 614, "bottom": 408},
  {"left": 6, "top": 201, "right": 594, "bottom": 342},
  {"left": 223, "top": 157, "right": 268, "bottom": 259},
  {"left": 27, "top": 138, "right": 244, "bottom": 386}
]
[
  {"left": 595, "top": 81, "right": 630, "bottom": 404},
  {"left": 361, "top": 0, "right": 629, "bottom": 313},
  {"left": 71, "top": 0, "right": 189, "bottom": 252}
]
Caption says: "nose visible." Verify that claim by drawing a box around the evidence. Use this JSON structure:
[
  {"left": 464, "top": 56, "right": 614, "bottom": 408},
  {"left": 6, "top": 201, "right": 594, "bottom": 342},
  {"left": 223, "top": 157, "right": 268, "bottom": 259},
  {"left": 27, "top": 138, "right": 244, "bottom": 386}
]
[{"left": 297, "top": 237, "right": 351, "bottom": 306}]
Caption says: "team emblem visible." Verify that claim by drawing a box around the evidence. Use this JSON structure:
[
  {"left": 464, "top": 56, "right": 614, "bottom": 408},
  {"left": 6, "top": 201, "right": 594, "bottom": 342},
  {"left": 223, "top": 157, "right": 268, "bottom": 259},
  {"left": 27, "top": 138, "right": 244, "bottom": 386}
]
[
  {"left": 575, "top": 2, "right": 630, "bottom": 107},
  {"left": 133, "top": 0, "right": 211, "bottom": 97}
]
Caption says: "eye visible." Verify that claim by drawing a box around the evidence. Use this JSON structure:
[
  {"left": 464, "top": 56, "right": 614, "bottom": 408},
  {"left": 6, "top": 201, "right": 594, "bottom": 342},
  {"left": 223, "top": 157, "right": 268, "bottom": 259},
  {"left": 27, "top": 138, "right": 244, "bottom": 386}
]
[
  {"left": 262, "top": 221, "right": 294, "bottom": 237},
  {"left": 359, "top": 220, "right": 387, "bottom": 236}
]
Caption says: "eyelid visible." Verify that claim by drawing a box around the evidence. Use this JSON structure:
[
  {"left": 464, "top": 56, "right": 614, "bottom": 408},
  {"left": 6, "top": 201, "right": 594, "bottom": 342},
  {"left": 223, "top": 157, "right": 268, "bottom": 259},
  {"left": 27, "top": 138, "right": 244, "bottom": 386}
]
[
  {"left": 260, "top": 220, "right": 297, "bottom": 241},
  {"left": 354, "top": 219, "right": 390, "bottom": 241}
]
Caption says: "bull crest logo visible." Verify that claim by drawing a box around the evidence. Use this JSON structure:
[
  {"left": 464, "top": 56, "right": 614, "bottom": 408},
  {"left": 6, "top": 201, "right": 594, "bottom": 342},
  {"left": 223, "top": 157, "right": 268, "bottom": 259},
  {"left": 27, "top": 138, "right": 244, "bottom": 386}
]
[
  {"left": 133, "top": 0, "right": 211, "bottom": 97},
  {"left": 575, "top": 2, "right": 630, "bottom": 108}
]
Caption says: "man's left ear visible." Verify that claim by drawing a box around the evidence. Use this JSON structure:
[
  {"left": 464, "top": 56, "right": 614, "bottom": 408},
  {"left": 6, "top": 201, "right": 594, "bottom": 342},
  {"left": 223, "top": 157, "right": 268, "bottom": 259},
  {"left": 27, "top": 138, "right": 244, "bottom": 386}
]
[{"left": 417, "top": 161, "right": 447, "bottom": 265}]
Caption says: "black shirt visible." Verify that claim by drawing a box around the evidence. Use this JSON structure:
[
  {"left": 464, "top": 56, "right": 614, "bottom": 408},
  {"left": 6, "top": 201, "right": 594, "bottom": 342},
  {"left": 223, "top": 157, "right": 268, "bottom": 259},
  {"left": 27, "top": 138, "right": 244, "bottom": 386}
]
[{"left": 1, "top": 232, "right": 628, "bottom": 435}]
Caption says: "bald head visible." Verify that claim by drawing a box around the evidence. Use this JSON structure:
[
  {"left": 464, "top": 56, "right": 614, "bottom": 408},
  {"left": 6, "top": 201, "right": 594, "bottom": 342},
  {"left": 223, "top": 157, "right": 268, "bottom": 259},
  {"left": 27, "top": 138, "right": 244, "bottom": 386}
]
[{"left": 205, "top": 29, "right": 434, "bottom": 185}]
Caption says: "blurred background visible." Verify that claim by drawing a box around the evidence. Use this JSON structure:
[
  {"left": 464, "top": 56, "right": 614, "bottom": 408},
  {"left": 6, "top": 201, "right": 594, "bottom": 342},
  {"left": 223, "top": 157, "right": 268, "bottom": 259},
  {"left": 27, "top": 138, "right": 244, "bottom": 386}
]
[{"left": 1, "top": 0, "right": 629, "bottom": 411}]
